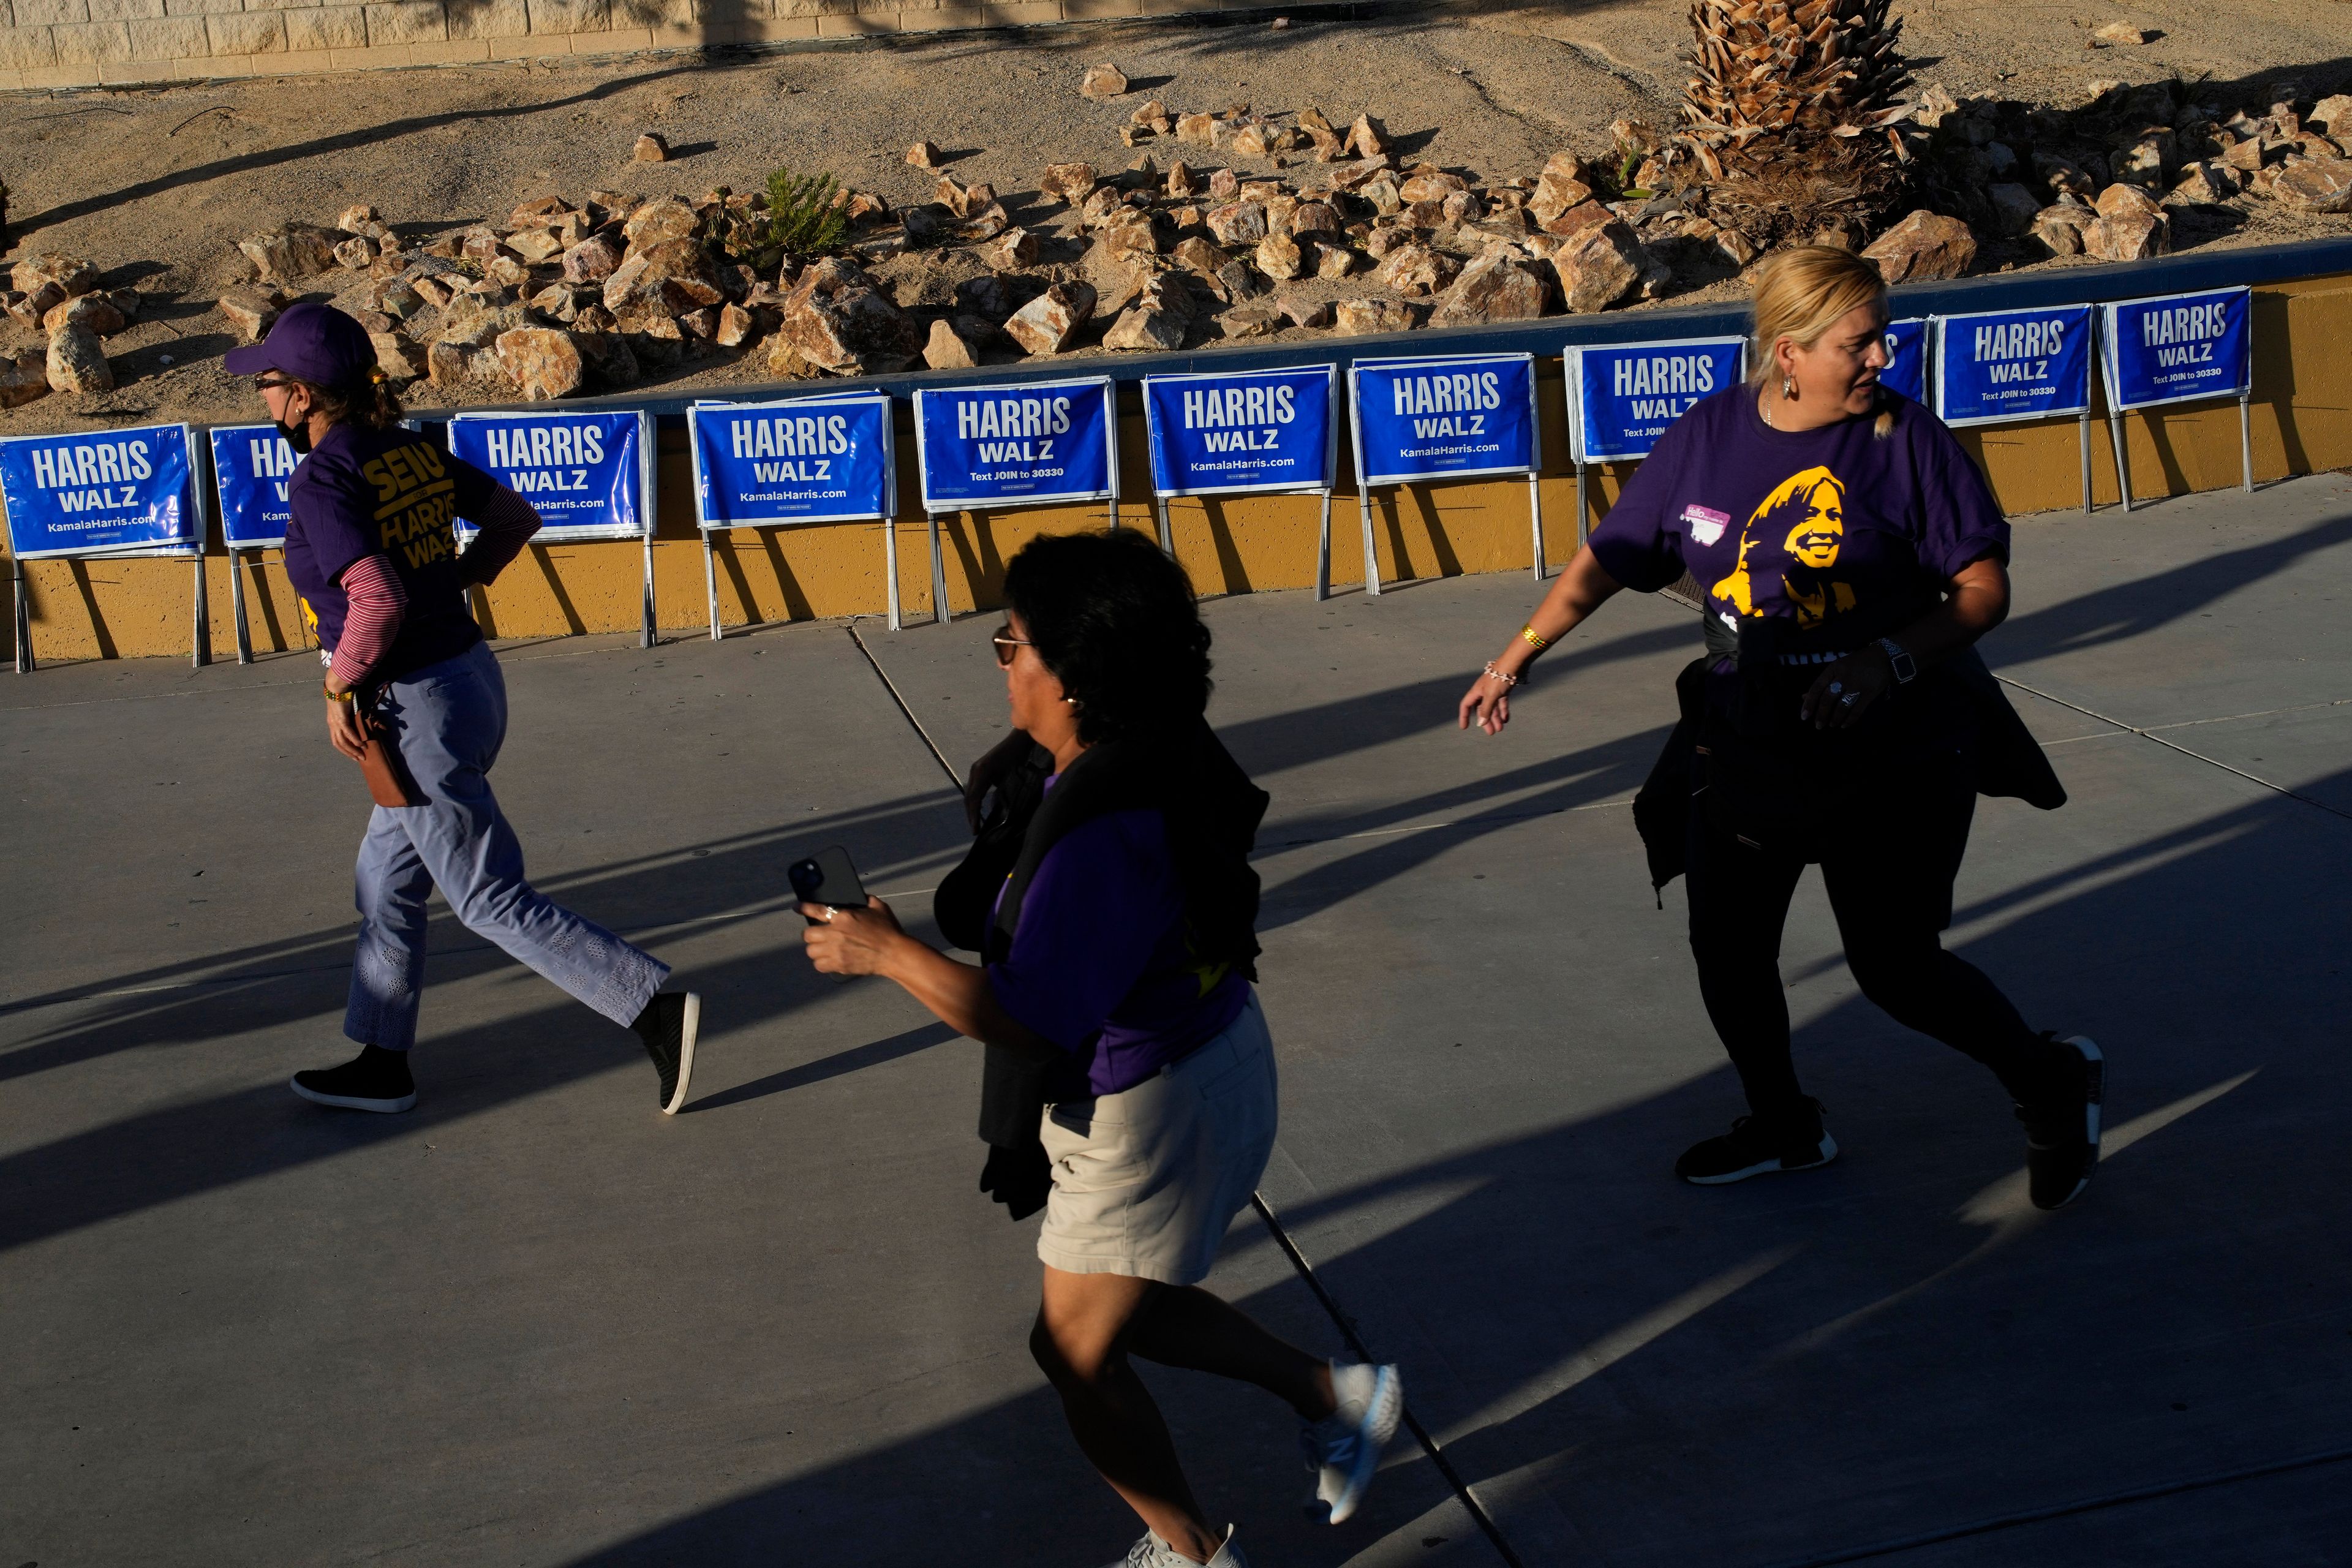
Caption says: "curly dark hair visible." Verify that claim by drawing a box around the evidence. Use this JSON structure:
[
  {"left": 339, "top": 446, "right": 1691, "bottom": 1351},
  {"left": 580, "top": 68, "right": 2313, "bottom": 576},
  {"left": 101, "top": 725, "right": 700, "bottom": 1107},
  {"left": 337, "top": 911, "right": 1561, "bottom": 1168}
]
[{"left": 1003, "top": 530, "right": 1212, "bottom": 745}]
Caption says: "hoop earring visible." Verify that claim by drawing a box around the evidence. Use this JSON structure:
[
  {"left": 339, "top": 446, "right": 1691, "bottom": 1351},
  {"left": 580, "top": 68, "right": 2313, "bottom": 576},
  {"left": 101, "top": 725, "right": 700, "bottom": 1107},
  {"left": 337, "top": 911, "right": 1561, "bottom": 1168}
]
[{"left": 1781, "top": 375, "right": 1797, "bottom": 401}]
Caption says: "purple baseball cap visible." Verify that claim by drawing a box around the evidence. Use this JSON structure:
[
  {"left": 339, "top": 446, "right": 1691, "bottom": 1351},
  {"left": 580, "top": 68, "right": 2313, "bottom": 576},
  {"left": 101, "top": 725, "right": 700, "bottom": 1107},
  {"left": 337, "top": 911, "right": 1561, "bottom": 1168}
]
[{"left": 223, "top": 301, "right": 379, "bottom": 388}]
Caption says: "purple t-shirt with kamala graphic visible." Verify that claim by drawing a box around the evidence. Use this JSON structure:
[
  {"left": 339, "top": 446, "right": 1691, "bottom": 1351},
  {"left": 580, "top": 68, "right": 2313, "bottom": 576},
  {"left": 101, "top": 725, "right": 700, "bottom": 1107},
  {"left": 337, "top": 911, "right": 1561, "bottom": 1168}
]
[
  {"left": 987, "top": 799, "right": 1251, "bottom": 1101},
  {"left": 282, "top": 421, "right": 500, "bottom": 685},
  {"left": 1588, "top": 385, "right": 2010, "bottom": 652}
]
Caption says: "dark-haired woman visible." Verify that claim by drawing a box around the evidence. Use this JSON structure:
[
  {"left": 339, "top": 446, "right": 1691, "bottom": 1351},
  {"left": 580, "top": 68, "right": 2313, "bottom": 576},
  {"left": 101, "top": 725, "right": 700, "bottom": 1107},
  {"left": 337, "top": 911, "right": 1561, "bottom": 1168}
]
[
  {"left": 230, "top": 303, "right": 701, "bottom": 1116},
  {"left": 1457, "top": 246, "right": 2105, "bottom": 1210},
  {"left": 804, "top": 531, "right": 1401, "bottom": 1568}
]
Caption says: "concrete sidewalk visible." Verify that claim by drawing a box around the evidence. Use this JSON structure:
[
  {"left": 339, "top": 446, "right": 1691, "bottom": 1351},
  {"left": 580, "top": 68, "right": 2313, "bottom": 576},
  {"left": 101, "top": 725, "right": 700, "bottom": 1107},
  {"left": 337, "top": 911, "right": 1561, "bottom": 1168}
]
[{"left": 4, "top": 473, "right": 2349, "bottom": 1567}]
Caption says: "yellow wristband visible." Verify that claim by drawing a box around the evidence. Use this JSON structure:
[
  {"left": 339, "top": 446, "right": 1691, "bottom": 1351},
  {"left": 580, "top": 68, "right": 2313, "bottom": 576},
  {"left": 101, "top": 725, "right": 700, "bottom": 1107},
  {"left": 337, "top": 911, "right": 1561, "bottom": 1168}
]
[
  {"left": 1519, "top": 624, "right": 1550, "bottom": 652},
  {"left": 325, "top": 685, "right": 356, "bottom": 704}
]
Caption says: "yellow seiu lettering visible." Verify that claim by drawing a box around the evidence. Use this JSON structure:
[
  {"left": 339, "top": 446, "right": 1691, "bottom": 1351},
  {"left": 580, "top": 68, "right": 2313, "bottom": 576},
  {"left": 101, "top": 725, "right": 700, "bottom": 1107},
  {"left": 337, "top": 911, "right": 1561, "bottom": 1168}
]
[{"left": 362, "top": 457, "right": 399, "bottom": 505}]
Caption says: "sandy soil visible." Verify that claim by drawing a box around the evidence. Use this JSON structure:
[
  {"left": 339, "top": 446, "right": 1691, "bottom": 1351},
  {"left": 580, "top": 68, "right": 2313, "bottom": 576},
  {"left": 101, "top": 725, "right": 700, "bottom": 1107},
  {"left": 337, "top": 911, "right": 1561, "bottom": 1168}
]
[{"left": 2, "top": 0, "right": 2348, "bottom": 435}]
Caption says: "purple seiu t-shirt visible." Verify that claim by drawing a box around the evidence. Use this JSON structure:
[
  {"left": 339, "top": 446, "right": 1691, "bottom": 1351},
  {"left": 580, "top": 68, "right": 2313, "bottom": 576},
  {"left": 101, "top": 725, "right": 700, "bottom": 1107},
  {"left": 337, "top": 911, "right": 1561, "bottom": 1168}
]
[
  {"left": 1588, "top": 385, "right": 2010, "bottom": 665},
  {"left": 987, "top": 797, "right": 1251, "bottom": 1100},
  {"left": 282, "top": 423, "right": 499, "bottom": 685}
]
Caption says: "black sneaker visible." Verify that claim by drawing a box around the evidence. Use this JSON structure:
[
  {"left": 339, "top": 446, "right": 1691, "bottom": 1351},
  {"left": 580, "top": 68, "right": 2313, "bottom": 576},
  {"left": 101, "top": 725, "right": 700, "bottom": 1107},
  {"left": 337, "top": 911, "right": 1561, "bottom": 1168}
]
[
  {"left": 1676, "top": 1097, "right": 1838, "bottom": 1185},
  {"left": 633, "top": 991, "right": 701, "bottom": 1115},
  {"left": 290, "top": 1044, "right": 417, "bottom": 1114},
  {"left": 2017, "top": 1034, "right": 2103, "bottom": 1211}
]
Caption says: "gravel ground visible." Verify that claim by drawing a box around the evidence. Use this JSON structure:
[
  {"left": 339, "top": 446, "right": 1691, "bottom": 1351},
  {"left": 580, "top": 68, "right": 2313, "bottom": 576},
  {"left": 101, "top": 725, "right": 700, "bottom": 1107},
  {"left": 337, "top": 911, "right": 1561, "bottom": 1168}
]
[{"left": 2, "top": 0, "right": 2348, "bottom": 435}]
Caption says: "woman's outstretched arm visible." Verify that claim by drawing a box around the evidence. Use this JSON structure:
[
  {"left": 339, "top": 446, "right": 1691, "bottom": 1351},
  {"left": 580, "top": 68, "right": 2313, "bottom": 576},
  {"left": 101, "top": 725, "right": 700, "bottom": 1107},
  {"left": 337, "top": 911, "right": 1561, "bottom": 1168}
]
[
  {"left": 1456, "top": 545, "right": 1626, "bottom": 736},
  {"left": 802, "top": 897, "right": 1061, "bottom": 1061}
]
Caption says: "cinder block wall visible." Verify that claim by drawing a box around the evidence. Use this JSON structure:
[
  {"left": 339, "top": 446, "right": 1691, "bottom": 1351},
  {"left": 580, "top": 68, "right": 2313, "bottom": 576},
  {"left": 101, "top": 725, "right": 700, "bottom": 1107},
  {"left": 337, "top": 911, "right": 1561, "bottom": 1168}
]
[{"left": 0, "top": 0, "right": 1277, "bottom": 91}]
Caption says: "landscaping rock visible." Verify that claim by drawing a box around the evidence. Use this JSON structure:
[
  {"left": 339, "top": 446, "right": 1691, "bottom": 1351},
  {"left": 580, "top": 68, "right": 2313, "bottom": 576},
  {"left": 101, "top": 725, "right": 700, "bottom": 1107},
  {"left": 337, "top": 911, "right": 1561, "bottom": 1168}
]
[
  {"left": 2111, "top": 131, "right": 2176, "bottom": 190},
  {"left": 1346, "top": 115, "right": 1389, "bottom": 159},
  {"left": 907, "top": 141, "right": 942, "bottom": 168},
  {"left": 2084, "top": 208, "right": 2169, "bottom": 262},
  {"left": 216, "top": 288, "right": 282, "bottom": 342},
  {"left": 1081, "top": 63, "right": 1129, "bottom": 100},
  {"left": 1170, "top": 236, "right": 1230, "bottom": 280},
  {"left": 1080, "top": 239, "right": 1150, "bottom": 315},
  {"left": 1004, "top": 281, "right": 1098, "bottom": 356},
  {"left": 1219, "top": 301, "right": 1284, "bottom": 339},
  {"left": 1290, "top": 201, "right": 1342, "bottom": 238},
  {"left": 1988, "top": 183, "right": 2043, "bottom": 236},
  {"left": 2032, "top": 153, "right": 2098, "bottom": 204},
  {"left": 505, "top": 229, "right": 565, "bottom": 265},
  {"left": 1860, "top": 210, "right": 1977, "bottom": 282},
  {"left": 46, "top": 325, "right": 114, "bottom": 394},
  {"left": 1430, "top": 247, "right": 1550, "bottom": 325},
  {"left": 573, "top": 327, "right": 640, "bottom": 387},
  {"left": 564, "top": 235, "right": 625, "bottom": 284},
  {"left": 1400, "top": 172, "right": 1469, "bottom": 204},
  {"left": 1317, "top": 244, "right": 1362, "bottom": 279},
  {"left": 2090, "top": 21, "right": 2152, "bottom": 45},
  {"left": 0, "top": 353, "right": 51, "bottom": 409},
  {"left": 1207, "top": 202, "right": 1270, "bottom": 247},
  {"left": 2030, "top": 203, "right": 2094, "bottom": 256},
  {"left": 1041, "top": 163, "right": 1099, "bottom": 205},
  {"left": 334, "top": 236, "right": 377, "bottom": 270},
  {"left": 371, "top": 331, "right": 426, "bottom": 382},
  {"left": 1333, "top": 297, "right": 1416, "bottom": 335},
  {"left": 632, "top": 132, "right": 669, "bottom": 162},
  {"left": 11, "top": 254, "right": 100, "bottom": 298},
  {"left": 981, "top": 228, "right": 1041, "bottom": 270},
  {"left": 1102, "top": 281, "right": 1196, "bottom": 352},
  {"left": 1176, "top": 113, "right": 1219, "bottom": 146},
  {"left": 622, "top": 198, "right": 699, "bottom": 251},
  {"left": 1550, "top": 217, "right": 1645, "bottom": 311},
  {"left": 2166, "top": 162, "right": 2240, "bottom": 205},
  {"left": 2271, "top": 158, "right": 2352, "bottom": 214},
  {"left": 1256, "top": 232, "right": 1306, "bottom": 281},
  {"left": 1374, "top": 243, "right": 1460, "bottom": 297},
  {"left": 238, "top": 226, "right": 339, "bottom": 284},
  {"left": 1281, "top": 298, "right": 1334, "bottom": 330},
  {"left": 7, "top": 285, "right": 61, "bottom": 330},
  {"left": 603, "top": 238, "right": 725, "bottom": 317}
]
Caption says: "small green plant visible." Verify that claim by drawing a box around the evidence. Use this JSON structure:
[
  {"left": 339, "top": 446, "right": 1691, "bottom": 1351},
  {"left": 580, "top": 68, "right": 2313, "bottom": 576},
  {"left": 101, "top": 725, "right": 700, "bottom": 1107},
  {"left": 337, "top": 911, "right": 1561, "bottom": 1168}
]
[{"left": 763, "top": 168, "right": 849, "bottom": 257}]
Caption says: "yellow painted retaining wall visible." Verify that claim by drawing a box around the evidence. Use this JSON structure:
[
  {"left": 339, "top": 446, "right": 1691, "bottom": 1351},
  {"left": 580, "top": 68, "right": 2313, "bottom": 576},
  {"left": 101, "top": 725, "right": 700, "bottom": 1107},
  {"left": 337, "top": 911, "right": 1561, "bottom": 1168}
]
[{"left": 9, "top": 271, "right": 2351, "bottom": 663}]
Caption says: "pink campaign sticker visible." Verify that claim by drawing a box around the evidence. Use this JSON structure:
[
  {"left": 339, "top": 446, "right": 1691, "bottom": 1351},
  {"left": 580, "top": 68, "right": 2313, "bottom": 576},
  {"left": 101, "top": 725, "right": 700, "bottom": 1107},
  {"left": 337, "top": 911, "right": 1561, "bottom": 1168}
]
[{"left": 1681, "top": 503, "right": 1730, "bottom": 546}]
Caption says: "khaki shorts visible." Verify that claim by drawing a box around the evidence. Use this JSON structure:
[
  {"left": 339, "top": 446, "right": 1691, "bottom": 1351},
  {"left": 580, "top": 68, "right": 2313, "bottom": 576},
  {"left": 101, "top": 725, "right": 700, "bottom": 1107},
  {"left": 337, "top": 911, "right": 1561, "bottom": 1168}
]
[{"left": 1036, "top": 992, "right": 1278, "bottom": 1286}]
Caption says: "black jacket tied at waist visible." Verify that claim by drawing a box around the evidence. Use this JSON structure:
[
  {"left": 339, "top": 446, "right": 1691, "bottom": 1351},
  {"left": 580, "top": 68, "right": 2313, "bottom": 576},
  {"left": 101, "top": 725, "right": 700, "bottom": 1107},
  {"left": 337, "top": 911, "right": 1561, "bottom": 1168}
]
[
  {"left": 1630, "top": 617, "right": 2066, "bottom": 897},
  {"left": 934, "top": 718, "right": 1270, "bottom": 1219}
]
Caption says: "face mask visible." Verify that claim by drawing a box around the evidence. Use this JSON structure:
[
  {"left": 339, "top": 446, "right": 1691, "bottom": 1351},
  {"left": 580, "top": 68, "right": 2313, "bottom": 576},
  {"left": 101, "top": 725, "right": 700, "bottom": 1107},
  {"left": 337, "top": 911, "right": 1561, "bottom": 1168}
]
[{"left": 276, "top": 413, "right": 313, "bottom": 456}]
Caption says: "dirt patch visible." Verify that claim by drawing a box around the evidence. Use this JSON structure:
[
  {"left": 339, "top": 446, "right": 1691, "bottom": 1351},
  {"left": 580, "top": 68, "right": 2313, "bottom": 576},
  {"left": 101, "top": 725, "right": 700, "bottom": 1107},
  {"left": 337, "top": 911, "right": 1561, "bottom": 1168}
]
[{"left": 1, "top": 1, "right": 2347, "bottom": 435}]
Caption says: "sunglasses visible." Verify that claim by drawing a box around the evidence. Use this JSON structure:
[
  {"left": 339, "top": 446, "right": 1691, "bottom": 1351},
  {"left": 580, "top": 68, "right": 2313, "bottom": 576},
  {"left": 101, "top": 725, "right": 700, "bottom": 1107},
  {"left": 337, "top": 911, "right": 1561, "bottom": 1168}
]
[{"left": 990, "top": 626, "right": 1034, "bottom": 667}]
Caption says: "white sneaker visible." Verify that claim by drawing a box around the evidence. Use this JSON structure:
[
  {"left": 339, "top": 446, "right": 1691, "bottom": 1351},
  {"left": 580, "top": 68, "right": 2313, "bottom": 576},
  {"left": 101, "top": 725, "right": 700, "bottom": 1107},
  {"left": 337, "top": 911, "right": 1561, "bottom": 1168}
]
[
  {"left": 1109, "top": 1524, "right": 1251, "bottom": 1567},
  {"left": 1302, "top": 1360, "right": 1403, "bottom": 1524}
]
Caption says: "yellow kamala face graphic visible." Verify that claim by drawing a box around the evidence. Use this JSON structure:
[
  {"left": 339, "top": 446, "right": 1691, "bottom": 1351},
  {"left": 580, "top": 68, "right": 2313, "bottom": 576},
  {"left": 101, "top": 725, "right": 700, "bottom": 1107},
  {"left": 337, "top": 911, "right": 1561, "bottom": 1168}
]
[
  {"left": 364, "top": 442, "right": 458, "bottom": 571},
  {"left": 1711, "top": 465, "right": 1856, "bottom": 629}
]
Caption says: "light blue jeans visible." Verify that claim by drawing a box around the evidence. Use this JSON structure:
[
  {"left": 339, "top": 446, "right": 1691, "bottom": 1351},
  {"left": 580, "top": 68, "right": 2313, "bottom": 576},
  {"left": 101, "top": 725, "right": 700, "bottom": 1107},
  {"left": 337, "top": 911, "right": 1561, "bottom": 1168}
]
[{"left": 344, "top": 641, "right": 668, "bottom": 1051}]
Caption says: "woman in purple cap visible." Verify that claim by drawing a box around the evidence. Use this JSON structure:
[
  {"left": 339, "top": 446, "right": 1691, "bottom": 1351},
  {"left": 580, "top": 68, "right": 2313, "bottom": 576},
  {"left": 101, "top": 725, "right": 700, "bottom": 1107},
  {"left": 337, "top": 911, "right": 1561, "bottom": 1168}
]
[{"left": 228, "top": 301, "right": 703, "bottom": 1115}]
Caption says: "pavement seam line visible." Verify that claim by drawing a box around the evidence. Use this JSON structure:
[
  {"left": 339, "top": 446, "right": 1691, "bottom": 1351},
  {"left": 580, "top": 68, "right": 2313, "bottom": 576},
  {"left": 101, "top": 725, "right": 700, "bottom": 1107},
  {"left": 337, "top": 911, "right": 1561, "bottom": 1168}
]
[
  {"left": 1248, "top": 1194, "right": 1532, "bottom": 1568},
  {"left": 844, "top": 618, "right": 963, "bottom": 789},
  {"left": 1737, "top": 1442, "right": 2352, "bottom": 1568},
  {"left": 1991, "top": 673, "right": 2352, "bottom": 823},
  {"left": 843, "top": 617, "right": 1532, "bottom": 1566}
]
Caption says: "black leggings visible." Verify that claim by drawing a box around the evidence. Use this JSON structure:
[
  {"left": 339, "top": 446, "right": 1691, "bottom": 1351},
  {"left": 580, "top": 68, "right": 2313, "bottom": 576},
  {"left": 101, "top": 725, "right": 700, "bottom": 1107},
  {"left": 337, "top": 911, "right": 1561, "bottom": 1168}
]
[{"left": 1684, "top": 772, "right": 2060, "bottom": 1117}]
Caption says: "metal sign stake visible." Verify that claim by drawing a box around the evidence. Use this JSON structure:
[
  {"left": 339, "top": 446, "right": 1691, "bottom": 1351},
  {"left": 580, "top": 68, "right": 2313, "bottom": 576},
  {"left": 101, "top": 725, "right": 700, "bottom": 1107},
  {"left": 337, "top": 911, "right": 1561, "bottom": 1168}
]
[
  {"left": 2239, "top": 390, "right": 2255, "bottom": 493},
  {"left": 1357, "top": 485, "right": 1381, "bottom": 597},
  {"left": 1575, "top": 462, "right": 1588, "bottom": 550},
  {"left": 2079, "top": 410, "right": 2094, "bottom": 516},
  {"left": 884, "top": 516, "right": 903, "bottom": 632},
  {"left": 12, "top": 556, "right": 31, "bottom": 674},
  {"left": 229, "top": 549, "right": 254, "bottom": 665},
  {"left": 703, "top": 532, "right": 721, "bottom": 642},
  {"left": 2108, "top": 409, "right": 2133, "bottom": 513},
  {"left": 1314, "top": 493, "right": 1332, "bottom": 601},
  {"left": 191, "top": 554, "right": 210, "bottom": 669},
  {"left": 928, "top": 511, "right": 955, "bottom": 627},
  {"left": 1527, "top": 473, "right": 1546, "bottom": 581},
  {"left": 1153, "top": 497, "right": 1174, "bottom": 557}
]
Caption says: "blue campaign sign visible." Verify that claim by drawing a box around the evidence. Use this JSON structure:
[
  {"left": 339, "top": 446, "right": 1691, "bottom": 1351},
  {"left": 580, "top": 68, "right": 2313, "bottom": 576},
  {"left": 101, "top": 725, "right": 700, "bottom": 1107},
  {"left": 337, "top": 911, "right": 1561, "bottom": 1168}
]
[
  {"left": 914, "top": 377, "right": 1116, "bottom": 511},
  {"left": 1564, "top": 336, "right": 1745, "bottom": 463},
  {"left": 1932, "top": 303, "right": 2094, "bottom": 428},
  {"left": 1349, "top": 353, "right": 1539, "bottom": 485},
  {"left": 1144, "top": 366, "right": 1338, "bottom": 499},
  {"left": 1880, "top": 318, "right": 1931, "bottom": 404},
  {"left": 209, "top": 423, "right": 299, "bottom": 549},
  {"left": 689, "top": 394, "right": 894, "bottom": 527},
  {"left": 2100, "top": 286, "right": 2252, "bottom": 412},
  {"left": 1, "top": 424, "right": 202, "bottom": 559},
  {"left": 450, "top": 410, "right": 649, "bottom": 541}
]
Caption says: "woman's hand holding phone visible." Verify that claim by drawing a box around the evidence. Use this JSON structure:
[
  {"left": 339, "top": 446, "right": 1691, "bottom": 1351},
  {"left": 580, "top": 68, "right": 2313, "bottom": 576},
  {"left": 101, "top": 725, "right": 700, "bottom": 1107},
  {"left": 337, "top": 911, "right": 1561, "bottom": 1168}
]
[{"left": 800, "top": 897, "right": 903, "bottom": 976}]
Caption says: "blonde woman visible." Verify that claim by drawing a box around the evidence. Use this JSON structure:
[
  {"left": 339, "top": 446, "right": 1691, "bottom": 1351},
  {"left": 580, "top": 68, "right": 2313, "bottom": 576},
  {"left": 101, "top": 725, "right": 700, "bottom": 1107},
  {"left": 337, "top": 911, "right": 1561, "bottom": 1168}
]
[{"left": 1457, "top": 246, "right": 2104, "bottom": 1211}]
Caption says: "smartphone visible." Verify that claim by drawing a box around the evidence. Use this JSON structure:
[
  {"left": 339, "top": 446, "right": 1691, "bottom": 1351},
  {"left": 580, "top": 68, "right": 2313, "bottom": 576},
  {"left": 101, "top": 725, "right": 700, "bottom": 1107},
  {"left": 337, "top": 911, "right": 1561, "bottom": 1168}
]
[{"left": 790, "top": 846, "right": 868, "bottom": 924}]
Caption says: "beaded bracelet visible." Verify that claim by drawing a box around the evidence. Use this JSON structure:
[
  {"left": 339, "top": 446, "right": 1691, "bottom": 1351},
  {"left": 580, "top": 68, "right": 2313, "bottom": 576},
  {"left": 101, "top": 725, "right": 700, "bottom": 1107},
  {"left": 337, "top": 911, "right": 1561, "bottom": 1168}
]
[
  {"left": 1520, "top": 624, "right": 1550, "bottom": 651},
  {"left": 1482, "top": 661, "right": 1519, "bottom": 687}
]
